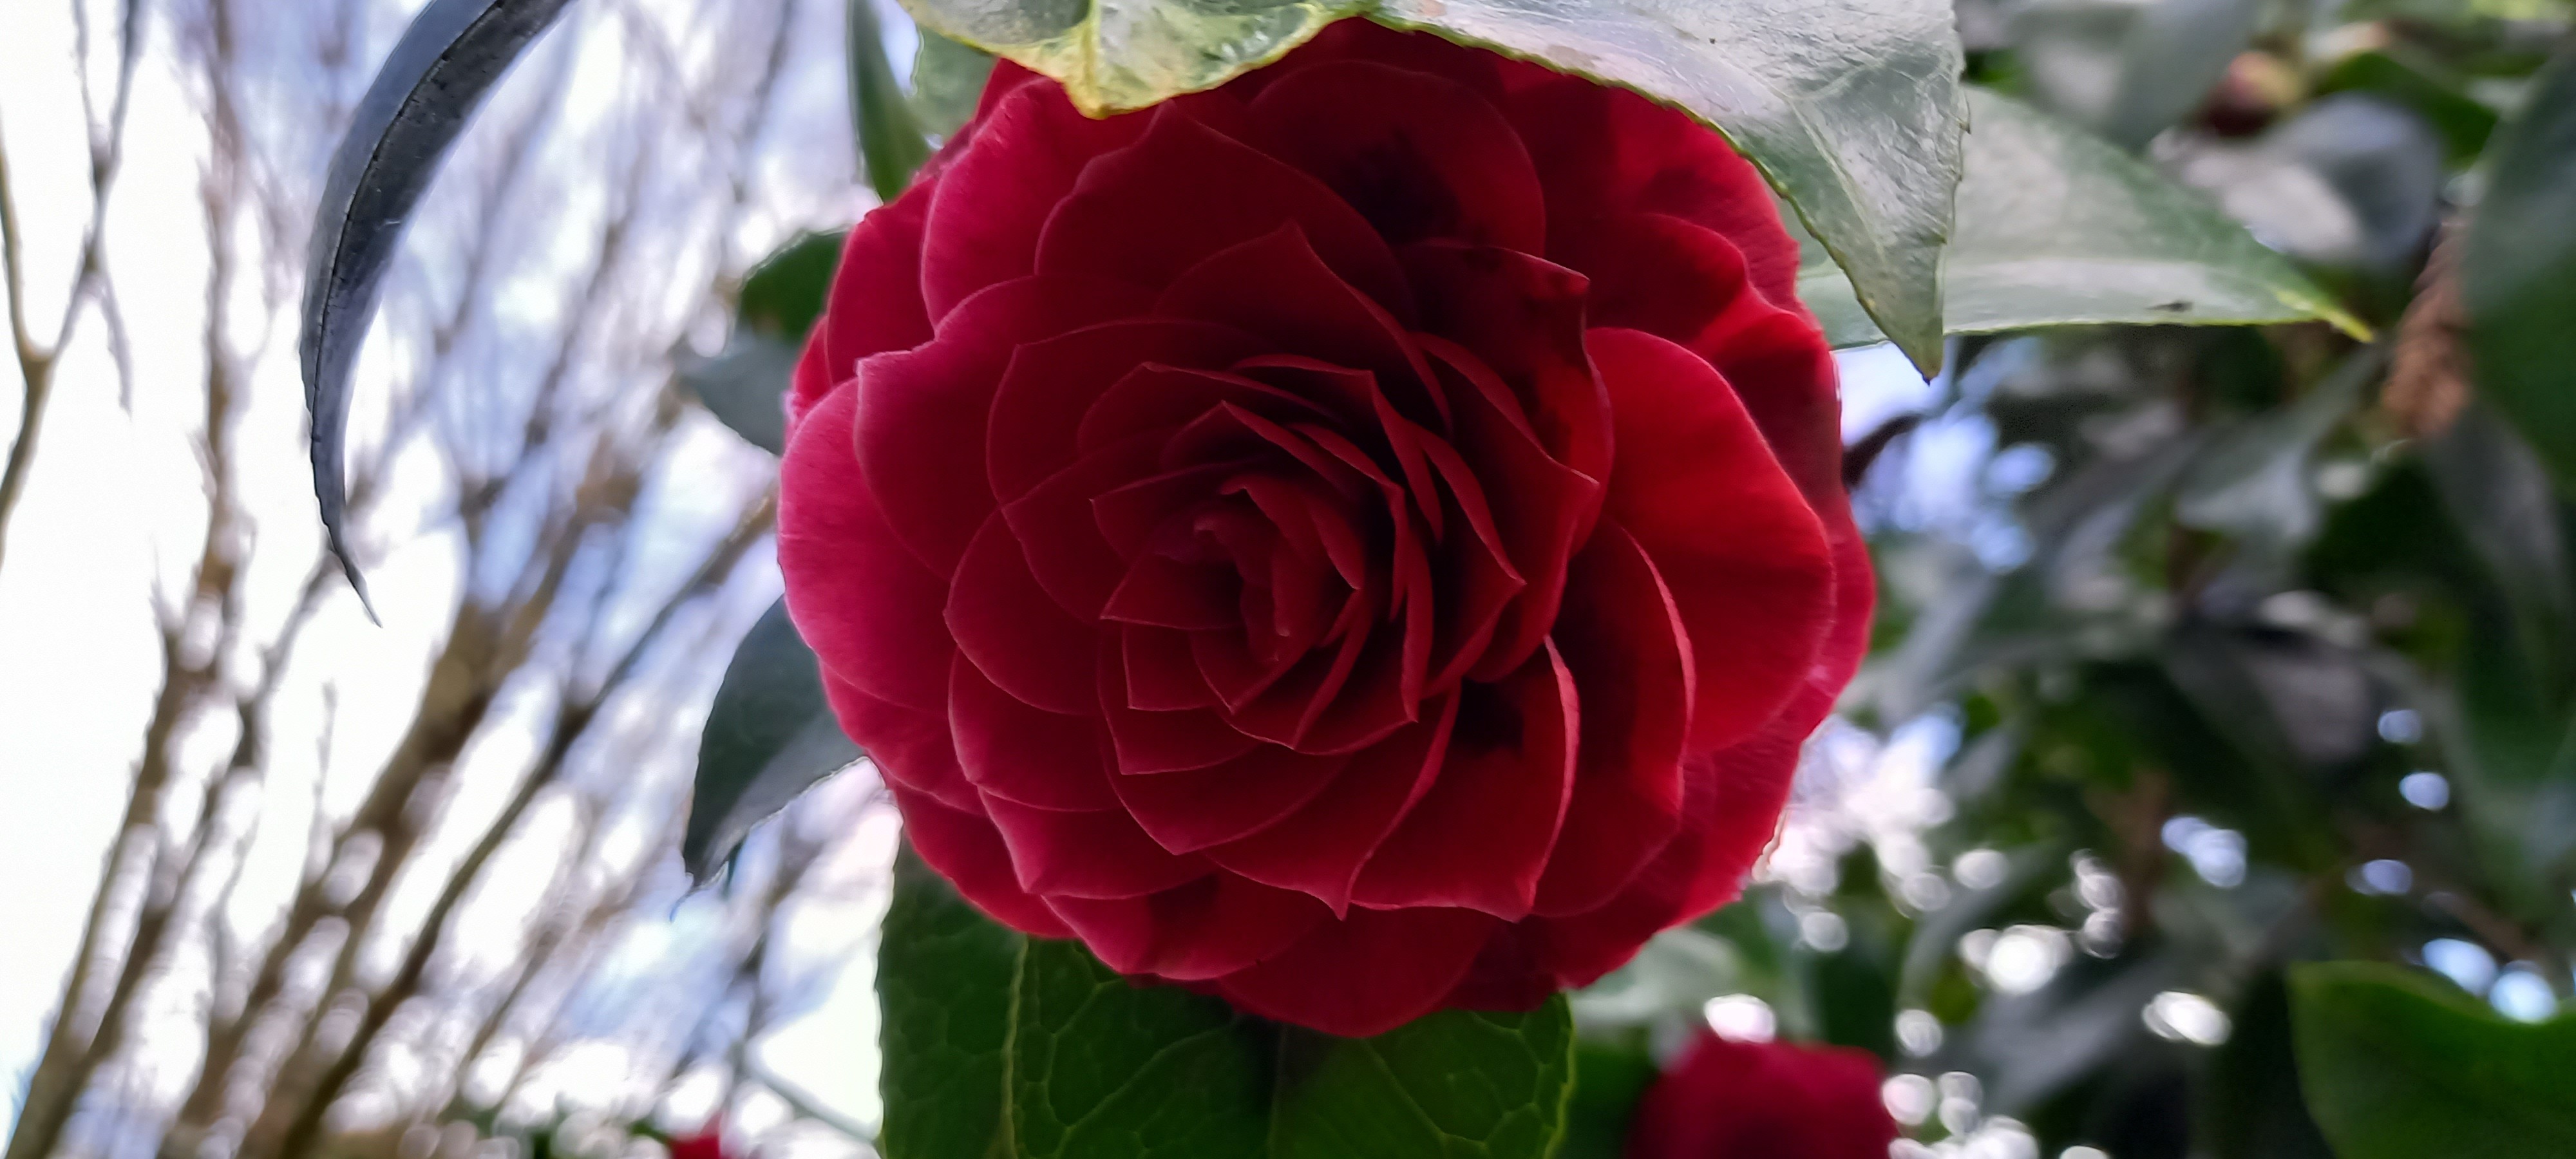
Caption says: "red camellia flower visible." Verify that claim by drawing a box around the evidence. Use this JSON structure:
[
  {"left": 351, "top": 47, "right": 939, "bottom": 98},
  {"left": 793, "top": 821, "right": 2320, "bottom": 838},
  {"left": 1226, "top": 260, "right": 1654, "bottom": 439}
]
[
  {"left": 1627, "top": 1033, "right": 1899, "bottom": 1159},
  {"left": 665, "top": 1128, "right": 730, "bottom": 1159},
  {"left": 777, "top": 19, "right": 1869, "bottom": 1037}
]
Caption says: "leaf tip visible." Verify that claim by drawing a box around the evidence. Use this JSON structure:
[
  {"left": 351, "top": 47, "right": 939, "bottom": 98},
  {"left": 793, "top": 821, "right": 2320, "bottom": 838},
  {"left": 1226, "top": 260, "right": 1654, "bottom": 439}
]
[{"left": 336, "top": 538, "right": 381, "bottom": 625}]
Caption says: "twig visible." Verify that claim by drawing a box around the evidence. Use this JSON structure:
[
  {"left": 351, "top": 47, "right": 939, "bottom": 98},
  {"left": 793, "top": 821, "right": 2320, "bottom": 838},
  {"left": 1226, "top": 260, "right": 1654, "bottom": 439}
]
[
  {"left": 0, "top": 133, "right": 56, "bottom": 580},
  {"left": 264, "top": 493, "right": 776, "bottom": 1159},
  {"left": 740, "top": 1055, "right": 875, "bottom": 1145},
  {"left": 0, "top": 0, "right": 142, "bottom": 579}
]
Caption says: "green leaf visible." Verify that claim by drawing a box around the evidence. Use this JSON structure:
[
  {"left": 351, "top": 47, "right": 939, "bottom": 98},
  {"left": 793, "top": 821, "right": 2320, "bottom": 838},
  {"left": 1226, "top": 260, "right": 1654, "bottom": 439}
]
[
  {"left": 2419, "top": 408, "right": 2576, "bottom": 903},
  {"left": 891, "top": 0, "right": 1965, "bottom": 375},
  {"left": 1006, "top": 940, "right": 1578, "bottom": 1158},
  {"left": 2202, "top": 973, "right": 2334, "bottom": 1159},
  {"left": 680, "top": 599, "right": 860, "bottom": 881},
  {"left": 1553, "top": 1039, "right": 1655, "bottom": 1159},
  {"left": 880, "top": 868, "right": 1578, "bottom": 1158},
  {"left": 851, "top": 0, "right": 936, "bottom": 202},
  {"left": 894, "top": 0, "right": 1361, "bottom": 117},
  {"left": 880, "top": 847, "right": 1022, "bottom": 1159},
  {"left": 2463, "top": 50, "right": 2576, "bottom": 498},
  {"left": 1009, "top": 941, "right": 1274, "bottom": 1157},
  {"left": 680, "top": 337, "right": 800, "bottom": 455},
  {"left": 1267, "top": 999, "right": 1576, "bottom": 1158},
  {"left": 911, "top": 28, "right": 997, "bottom": 140},
  {"left": 688, "top": 231, "right": 844, "bottom": 454},
  {"left": 1799, "top": 90, "right": 2369, "bottom": 348},
  {"left": 2418, "top": 404, "right": 2576, "bottom": 706},
  {"left": 2289, "top": 961, "right": 2576, "bottom": 1159},
  {"left": 739, "top": 231, "right": 847, "bottom": 341},
  {"left": 302, "top": 0, "right": 578, "bottom": 614}
]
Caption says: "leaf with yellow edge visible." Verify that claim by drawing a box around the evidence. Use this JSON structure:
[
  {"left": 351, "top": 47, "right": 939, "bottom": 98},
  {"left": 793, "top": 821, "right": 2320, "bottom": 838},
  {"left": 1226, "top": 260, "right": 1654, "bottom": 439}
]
[{"left": 892, "top": 0, "right": 1967, "bottom": 375}]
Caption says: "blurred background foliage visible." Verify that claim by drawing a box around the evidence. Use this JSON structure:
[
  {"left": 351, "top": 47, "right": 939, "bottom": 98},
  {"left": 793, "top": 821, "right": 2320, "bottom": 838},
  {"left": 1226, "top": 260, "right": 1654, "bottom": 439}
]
[
  {"left": 5, "top": 0, "right": 2575, "bottom": 1157},
  {"left": 1569, "top": 0, "right": 2576, "bottom": 1154}
]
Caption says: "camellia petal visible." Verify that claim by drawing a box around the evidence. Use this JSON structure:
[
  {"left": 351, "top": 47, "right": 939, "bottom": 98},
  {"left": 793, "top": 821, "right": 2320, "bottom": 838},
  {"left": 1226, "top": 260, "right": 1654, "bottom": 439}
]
[
  {"left": 1400, "top": 242, "right": 1610, "bottom": 482},
  {"left": 1560, "top": 211, "right": 1761, "bottom": 363},
  {"left": 776, "top": 20, "right": 1864, "bottom": 1037},
  {"left": 946, "top": 514, "right": 1099, "bottom": 715},
  {"left": 1248, "top": 59, "right": 1546, "bottom": 252},
  {"left": 1592, "top": 326, "right": 1836, "bottom": 753},
  {"left": 982, "top": 791, "right": 1212, "bottom": 901},
  {"left": 1349, "top": 643, "right": 1576, "bottom": 919},
  {"left": 987, "top": 318, "right": 1263, "bottom": 502},
  {"left": 1110, "top": 742, "right": 1352, "bottom": 853},
  {"left": 949, "top": 655, "right": 1119, "bottom": 812},
  {"left": 1504, "top": 73, "right": 1804, "bottom": 308},
  {"left": 857, "top": 276, "right": 1149, "bottom": 574},
  {"left": 1531, "top": 524, "right": 1693, "bottom": 916},
  {"left": 1627, "top": 1033, "right": 1900, "bottom": 1159},
  {"left": 797, "top": 185, "right": 933, "bottom": 425},
  {"left": 1202, "top": 696, "right": 1456, "bottom": 914},
  {"left": 1212, "top": 903, "right": 1502, "bottom": 1038},
  {"left": 777, "top": 385, "right": 952, "bottom": 713},
  {"left": 1157, "top": 225, "right": 1440, "bottom": 423},
  {"left": 920, "top": 80, "right": 1145, "bottom": 319},
  {"left": 889, "top": 781, "right": 1075, "bottom": 938},
  {"left": 821, "top": 672, "right": 978, "bottom": 814},
  {"left": 1036, "top": 104, "right": 1415, "bottom": 314},
  {"left": 1046, "top": 874, "right": 1332, "bottom": 981}
]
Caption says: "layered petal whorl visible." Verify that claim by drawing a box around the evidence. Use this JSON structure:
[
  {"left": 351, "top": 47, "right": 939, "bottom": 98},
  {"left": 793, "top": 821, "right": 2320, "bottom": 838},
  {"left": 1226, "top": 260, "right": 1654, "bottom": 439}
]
[{"left": 778, "top": 19, "right": 1868, "bottom": 1037}]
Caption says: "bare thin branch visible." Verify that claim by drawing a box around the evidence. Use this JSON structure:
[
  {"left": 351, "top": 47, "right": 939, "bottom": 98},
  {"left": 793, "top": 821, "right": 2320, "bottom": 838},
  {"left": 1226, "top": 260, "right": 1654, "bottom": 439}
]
[{"left": 0, "top": 0, "right": 144, "bottom": 578}]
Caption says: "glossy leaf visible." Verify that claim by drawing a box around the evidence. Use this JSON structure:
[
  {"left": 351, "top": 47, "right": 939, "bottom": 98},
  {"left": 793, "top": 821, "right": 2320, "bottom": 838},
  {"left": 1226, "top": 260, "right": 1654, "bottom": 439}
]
[
  {"left": 2418, "top": 404, "right": 2576, "bottom": 697},
  {"left": 301, "top": 0, "right": 576, "bottom": 612},
  {"left": 685, "top": 231, "right": 844, "bottom": 455},
  {"left": 893, "top": 0, "right": 1965, "bottom": 373},
  {"left": 1268, "top": 999, "right": 1577, "bottom": 1158},
  {"left": 739, "top": 231, "right": 846, "bottom": 340},
  {"left": 1008, "top": 941, "right": 1274, "bottom": 1156},
  {"left": 1007, "top": 940, "right": 1577, "bottom": 1157},
  {"left": 895, "top": 0, "right": 1360, "bottom": 117},
  {"left": 2420, "top": 408, "right": 2576, "bottom": 896},
  {"left": 2464, "top": 50, "right": 2576, "bottom": 497},
  {"left": 851, "top": 0, "right": 934, "bottom": 202},
  {"left": 680, "top": 338, "right": 800, "bottom": 456},
  {"left": 911, "top": 28, "right": 996, "bottom": 140},
  {"left": 2290, "top": 961, "right": 2576, "bottom": 1158},
  {"left": 880, "top": 867, "right": 1577, "bottom": 1157},
  {"left": 1799, "top": 90, "right": 2367, "bottom": 348},
  {"left": 2204, "top": 973, "right": 2334, "bottom": 1159},
  {"left": 681, "top": 599, "right": 860, "bottom": 881},
  {"left": 880, "top": 848, "right": 1021, "bottom": 1159},
  {"left": 1553, "top": 1039, "right": 1655, "bottom": 1159}
]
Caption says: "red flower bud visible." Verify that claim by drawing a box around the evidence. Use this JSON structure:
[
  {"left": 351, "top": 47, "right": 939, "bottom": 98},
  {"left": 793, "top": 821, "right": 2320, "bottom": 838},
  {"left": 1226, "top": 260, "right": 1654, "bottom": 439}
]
[{"left": 1627, "top": 1034, "right": 1899, "bottom": 1159}]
